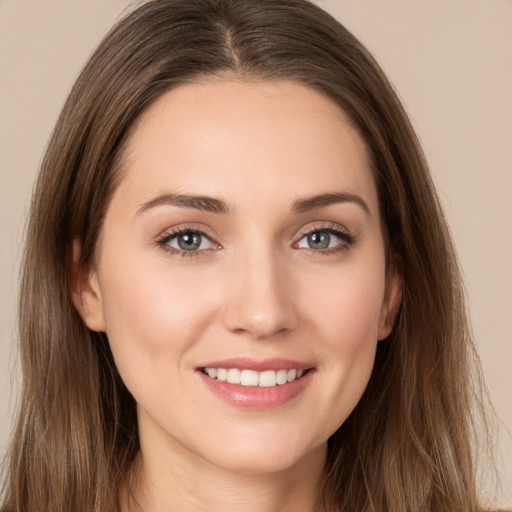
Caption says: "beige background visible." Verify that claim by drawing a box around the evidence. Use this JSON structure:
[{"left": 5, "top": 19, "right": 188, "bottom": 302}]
[{"left": 1, "top": 0, "right": 511, "bottom": 506}]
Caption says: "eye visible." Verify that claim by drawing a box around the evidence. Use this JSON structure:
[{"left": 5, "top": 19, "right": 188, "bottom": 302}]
[
  {"left": 295, "top": 227, "right": 355, "bottom": 252},
  {"left": 169, "top": 231, "right": 211, "bottom": 251},
  {"left": 157, "top": 228, "right": 219, "bottom": 255}
]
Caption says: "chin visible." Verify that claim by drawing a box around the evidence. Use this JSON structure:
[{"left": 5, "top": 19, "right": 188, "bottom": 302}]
[{"left": 196, "top": 433, "right": 327, "bottom": 476}]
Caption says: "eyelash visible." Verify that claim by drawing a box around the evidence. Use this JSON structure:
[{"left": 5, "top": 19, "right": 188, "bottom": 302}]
[
  {"left": 155, "top": 223, "right": 356, "bottom": 258},
  {"left": 156, "top": 226, "right": 219, "bottom": 258},
  {"left": 294, "top": 223, "right": 357, "bottom": 255}
]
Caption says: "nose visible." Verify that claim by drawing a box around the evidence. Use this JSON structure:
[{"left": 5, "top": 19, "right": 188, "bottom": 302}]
[{"left": 222, "top": 248, "right": 298, "bottom": 340}]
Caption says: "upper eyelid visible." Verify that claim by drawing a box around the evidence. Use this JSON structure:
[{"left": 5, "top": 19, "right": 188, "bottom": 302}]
[
  {"left": 299, "top": 225, "right": 347, "bottom": 234},
  {"left": 293, "top": 223, "right": 357, "bottom": 248},
  {"left": 157, "top": 224, "right": 217, "bottom": 242},
  {"left": 294, "top": 222, "right": 350, "bottom": 239}
]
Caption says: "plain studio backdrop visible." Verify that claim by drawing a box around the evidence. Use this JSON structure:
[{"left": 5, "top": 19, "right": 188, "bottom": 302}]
[{"left": 0, "top": 0, "right": 511, "bottom": 507}]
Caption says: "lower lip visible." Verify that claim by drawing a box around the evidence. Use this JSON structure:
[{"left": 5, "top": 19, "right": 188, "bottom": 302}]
[{"left": 198, "top": 370, "right": 314, "bottom": 409}]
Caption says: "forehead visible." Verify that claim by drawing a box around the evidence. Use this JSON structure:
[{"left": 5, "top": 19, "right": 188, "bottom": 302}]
[{"left": 115, "top": 79, "right": 377, "bottom": 214}]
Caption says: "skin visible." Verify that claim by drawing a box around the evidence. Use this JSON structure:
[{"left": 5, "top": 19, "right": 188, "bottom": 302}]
[{"left": 74, "top": 80, "right": 401, "bottom": 512}]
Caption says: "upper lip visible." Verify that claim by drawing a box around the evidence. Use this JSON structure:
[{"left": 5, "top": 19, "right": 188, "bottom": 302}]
[{"left": 197, "top": 357, "right": 313, "bottom": 372}]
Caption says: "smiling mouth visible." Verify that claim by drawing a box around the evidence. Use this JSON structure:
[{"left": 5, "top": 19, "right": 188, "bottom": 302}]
[{"left": 200, "top": 367, "right": 309, "bottom": 388}]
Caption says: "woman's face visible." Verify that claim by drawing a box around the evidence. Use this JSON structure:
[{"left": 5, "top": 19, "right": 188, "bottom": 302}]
[{"left": 78, "top": 80, "right": 401, "bottom": 475}]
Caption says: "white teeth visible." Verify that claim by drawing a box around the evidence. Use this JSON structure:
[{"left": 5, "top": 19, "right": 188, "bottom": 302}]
[
  {"left": 240, "top": 370, "right": 259, "bottom": 386},
  {"left": 259, "top": 370, "right": 277, "bottom": 387},
  {"left": 226, "top": 368, "right": 241, "bottom": 384},
  {"left": 276, "top": 369, "right": 288, "bottom": 385},
  {"left": 203, "top": 367, "right": 307, "bottom": 387}
]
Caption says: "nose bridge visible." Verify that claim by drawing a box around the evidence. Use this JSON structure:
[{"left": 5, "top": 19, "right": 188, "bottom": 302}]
[{"left": 222, "top": 241, "right": 297, "bottom": 339}]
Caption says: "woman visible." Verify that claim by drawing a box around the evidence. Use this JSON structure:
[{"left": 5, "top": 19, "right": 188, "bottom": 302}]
[{"left": 1, "top": 0, "right": 496, "bottom": 510}]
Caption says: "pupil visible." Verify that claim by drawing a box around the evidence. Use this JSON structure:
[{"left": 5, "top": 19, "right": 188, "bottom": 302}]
[
  {"left": 308, "top": 232, "right": 330, "bottom": 249},
  {"left": 178, "top": 233, "right": 201, "bottom": 250}
]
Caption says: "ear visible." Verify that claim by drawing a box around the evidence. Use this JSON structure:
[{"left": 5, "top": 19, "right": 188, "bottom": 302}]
[
  {"left": 377, "top": 255, "right": 403, "bottom": 341},
  {"left": 68, "top": 239, "right": 107, "bottom": 332}
]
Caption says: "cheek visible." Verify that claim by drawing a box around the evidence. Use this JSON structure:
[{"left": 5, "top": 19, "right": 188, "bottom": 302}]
[
  {"left": 306, "top": 259, "right": 387, "bottom": 348},
  {"left": 317, "top": 280, "right": 382, "bottom": 372},
  {"left": 300, "top": 259, "right": 385, "bottom": 427},
  {"left": 97, "top": 252, "right": 220, "bottom": 380}
]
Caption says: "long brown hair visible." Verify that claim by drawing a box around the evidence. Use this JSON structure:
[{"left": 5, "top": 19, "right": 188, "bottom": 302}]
[{"left": 2, "top": 1, "right": 493, "bottom": 510}]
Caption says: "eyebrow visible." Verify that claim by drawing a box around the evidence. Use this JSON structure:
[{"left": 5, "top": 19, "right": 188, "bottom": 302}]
[
  {"left": 137, "top": 193, "right": 230, "bottom": 214},
  {"left": 136, "top": 191, "right": 370, "bottom": 216},
  {"left": 292, "top": 192, "right": 370, "bottom": 215}
]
